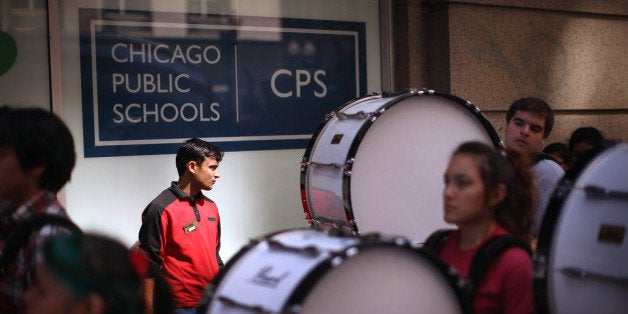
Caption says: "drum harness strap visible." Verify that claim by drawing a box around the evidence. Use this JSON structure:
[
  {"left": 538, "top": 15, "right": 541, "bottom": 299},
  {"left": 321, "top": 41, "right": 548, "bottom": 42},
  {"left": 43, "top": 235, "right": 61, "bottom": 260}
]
[
  {"left": 0, "top": 214, "right": 82, "bottom": 276},
  {"left": 423, "top": 229, "right": 532, "bottom": 298}
]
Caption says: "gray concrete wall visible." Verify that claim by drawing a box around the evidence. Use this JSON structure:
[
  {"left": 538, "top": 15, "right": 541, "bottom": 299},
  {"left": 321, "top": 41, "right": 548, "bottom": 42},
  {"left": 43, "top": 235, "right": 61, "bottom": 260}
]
[{"left": 395, "top": 0, "right": 627, "bottom": 146}]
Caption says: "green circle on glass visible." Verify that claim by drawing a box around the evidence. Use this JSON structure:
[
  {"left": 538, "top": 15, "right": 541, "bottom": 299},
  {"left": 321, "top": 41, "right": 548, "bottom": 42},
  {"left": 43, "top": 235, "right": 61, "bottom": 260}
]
[{"left": 0, "top": 31, "right": 18, "bottom": 75}]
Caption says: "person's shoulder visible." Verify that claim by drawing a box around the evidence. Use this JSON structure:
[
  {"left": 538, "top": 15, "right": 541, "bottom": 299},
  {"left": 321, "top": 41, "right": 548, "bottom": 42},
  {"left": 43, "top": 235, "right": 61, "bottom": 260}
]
[
  {"left": 533, "top": 159, "right": 564, "bottom": 177},
  {"left": 200, "top": 194, "right": 215, "bottom": 203},
  {"left": 485, "top": 229, "right": 532, "bottom": 269},
  {"left": 39, "top": 205, "right": 70, "bottom": 218},
  {"left": 494, "top": 245, "right": 532, "bottom": 271},
  {"left": 494, "top": 248, "right": 533, "bottom": 289},
  {"left": 33, "top": 215, "right": 80, "bottom": 238},
  {"left": 145, "top": 186, "right": 178, "bottom": 211}
]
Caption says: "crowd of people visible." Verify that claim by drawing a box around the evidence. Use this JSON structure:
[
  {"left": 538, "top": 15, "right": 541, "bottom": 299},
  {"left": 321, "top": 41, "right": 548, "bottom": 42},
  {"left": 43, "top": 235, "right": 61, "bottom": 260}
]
[
  {"left": 0, "top": 105, "right": 225, "bottom": 313},
  {"left": 424, "top": 98, "right": 619, "bottom": 313},
  {"left": 543, "top": 126, "right": 610, "bottom": 173},
  {"left": 0, "top": 100, "right": 619, "bottom": 313}
]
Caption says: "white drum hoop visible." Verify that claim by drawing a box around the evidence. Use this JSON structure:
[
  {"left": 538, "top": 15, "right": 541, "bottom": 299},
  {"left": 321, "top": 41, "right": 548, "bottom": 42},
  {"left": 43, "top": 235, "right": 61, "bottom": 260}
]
[
  {"left": 204, "top": 228, "right": 472, "bottom": 314},
  {"left": 300, "top": 89, "right": 502, "bottom": 242},
  {"left": 535, "top": 143, "right": 628, "bottom": 314}
]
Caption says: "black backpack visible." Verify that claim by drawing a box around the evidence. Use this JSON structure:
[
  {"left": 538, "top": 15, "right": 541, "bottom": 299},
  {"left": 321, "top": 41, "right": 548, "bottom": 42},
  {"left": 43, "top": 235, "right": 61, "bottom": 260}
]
[
  {"left": 424, "top": 229, "right": 532, "bottom": 297},
  {"left": 0, "top": 214, "right": 82, "bottom": 276}
]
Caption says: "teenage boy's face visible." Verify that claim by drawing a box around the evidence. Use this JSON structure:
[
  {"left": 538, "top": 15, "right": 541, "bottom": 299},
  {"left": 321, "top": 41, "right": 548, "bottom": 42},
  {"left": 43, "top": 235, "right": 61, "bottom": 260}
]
[
  {"left": 190, "top": 156, "right": 220, "bottom": 191},
  {"left": 504, "top": 111, "right": 546, "bottom": 155}
]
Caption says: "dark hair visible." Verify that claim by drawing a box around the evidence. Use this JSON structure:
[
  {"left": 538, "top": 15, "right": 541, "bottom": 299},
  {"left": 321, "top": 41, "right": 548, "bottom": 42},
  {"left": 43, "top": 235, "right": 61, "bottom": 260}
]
[
  {"left": 542, "top": 142, "right": 571, "bottom": 165},
  {"left": 42, "top": 233, "right": 144, "bottom": 314},
  {"left": 452, "top": 142, "right": 535, "bottom": 242},
  {"left": 0, "top": 106, "right": 76, "bottom": 192},
  {"left": 506, "top": 97, "right": 554, "bottom": 138},
  {"left": 568, "top": 127, "right": 605, "bottom": 153},
  {"left": 175, "top": 138, "right": 223, "bottom": 176}
]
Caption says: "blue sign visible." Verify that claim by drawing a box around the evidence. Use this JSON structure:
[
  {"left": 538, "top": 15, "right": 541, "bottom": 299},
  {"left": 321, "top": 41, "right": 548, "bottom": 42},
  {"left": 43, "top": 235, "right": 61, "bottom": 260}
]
[{"left": 79, "top": 8, "right": 366, "bottom": 157}]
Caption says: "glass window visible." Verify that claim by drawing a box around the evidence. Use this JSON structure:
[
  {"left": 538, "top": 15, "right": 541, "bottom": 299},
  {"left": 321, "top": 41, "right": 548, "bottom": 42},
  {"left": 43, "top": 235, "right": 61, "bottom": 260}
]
[{"left": 0, "top": 0, "right": 50, "bottom": 110}]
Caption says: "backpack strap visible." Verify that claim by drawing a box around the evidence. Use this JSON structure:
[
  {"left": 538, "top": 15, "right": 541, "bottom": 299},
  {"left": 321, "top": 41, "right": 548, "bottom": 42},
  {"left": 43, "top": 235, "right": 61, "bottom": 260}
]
[
  {"left": 0, "top": 214, "right": 82, "bottom": 275},
  {"left": 423, "top": 229, "right": 455, "bottom": 252},
  {"left": 424, "top": 230, "right": 532, "bottom": 312},
  {"left": 464, "top": 235, "right": 532, "bottom": 294}
]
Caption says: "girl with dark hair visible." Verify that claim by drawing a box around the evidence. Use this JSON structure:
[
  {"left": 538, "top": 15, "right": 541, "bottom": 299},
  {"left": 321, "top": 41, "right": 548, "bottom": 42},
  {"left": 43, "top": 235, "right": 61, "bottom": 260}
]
[
  {"left": 23, "top": 233, "right": 160, "bottom": 314},
  {"left": 430, "top": 141, "right": 535, "bottom": 314}
]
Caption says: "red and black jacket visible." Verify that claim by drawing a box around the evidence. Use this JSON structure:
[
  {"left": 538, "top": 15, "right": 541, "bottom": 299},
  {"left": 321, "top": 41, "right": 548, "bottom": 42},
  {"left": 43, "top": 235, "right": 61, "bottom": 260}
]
[{"left": 139, "top": 182, "right": 223, "bottom": 308}]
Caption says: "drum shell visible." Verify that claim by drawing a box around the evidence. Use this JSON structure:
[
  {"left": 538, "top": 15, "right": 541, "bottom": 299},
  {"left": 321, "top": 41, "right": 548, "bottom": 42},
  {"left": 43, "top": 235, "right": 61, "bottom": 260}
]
[
  {"left": 204, "top": 228, "right": 472, "bottom": 314},
  {"left": 535, "top": 143, "right": 628, "bottom": 314},
  {"left": 301, "top": 89, "right": 502, "bottom": 242}
]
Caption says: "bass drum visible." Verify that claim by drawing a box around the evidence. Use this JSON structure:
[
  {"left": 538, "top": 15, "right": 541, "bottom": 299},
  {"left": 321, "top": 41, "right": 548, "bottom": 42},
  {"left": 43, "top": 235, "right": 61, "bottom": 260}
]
[
  {"left": 204, "top": 228, "right": 471, "bottom": 314},
  {"left": 300, "top": 89, "right": 501, "bottom": 242},
  {"left": 535, "top": 143, "right": 628, "bottom": 314}
]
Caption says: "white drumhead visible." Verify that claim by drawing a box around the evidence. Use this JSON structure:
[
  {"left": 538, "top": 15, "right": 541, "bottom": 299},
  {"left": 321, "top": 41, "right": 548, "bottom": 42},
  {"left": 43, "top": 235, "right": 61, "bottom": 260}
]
[
  {"left": 207, "top": 229, "right": 467, "bottom": 314},
  {"left": 546, "top": 144, "right": 628, "bottom": 313},
  {"left": 208, "top": 229, "right": 360, "bottom": 313},
  {"left": 350, "top": 95, "right": 495, "bottom": 242},
  {"left": 300, "top": 246, "right": 464, "bottom": 314}
]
